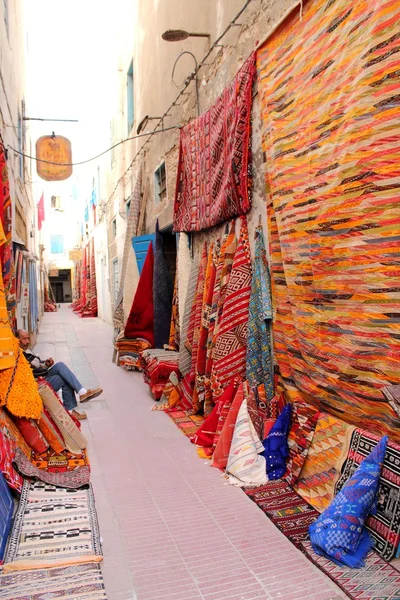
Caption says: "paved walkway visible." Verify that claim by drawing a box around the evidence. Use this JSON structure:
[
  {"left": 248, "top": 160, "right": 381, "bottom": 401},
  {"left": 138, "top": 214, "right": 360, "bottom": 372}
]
[{"left": 36, "top": 306, "right": 344, "bottom": 600}]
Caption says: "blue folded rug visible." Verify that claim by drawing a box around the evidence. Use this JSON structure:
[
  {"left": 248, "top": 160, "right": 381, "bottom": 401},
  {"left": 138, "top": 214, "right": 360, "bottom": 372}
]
[
  {"left": 309, "top": 435, "right": 387, "bottom": 568},
  {"left": 262, "top": 403, "right": 292, "bottom": 480}
]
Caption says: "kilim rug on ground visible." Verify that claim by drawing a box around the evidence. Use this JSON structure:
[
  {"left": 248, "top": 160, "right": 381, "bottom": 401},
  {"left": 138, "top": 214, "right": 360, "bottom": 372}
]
[
  {"left": 245, "top": 480, "right": 320, "bottom": 547},
  {"left": 174, "top": 53, "right": 255, "bottom": 232},
  {"left": 0, "top": 562, "right": 107, "bottom": 599},
  {"left": 246, "top": 481, "right": 400, "bottom": 599},
  {"left": 13, "top": 448, "right": 90, "bottom": 489},
  {"left": 3, "top": 480, "right": 102, "bottom": 571},
  {"left": 165, "top": 409, "right": 204, "bottom": 438},
  {"left": 335, "top": 429, "right": 400, "bottom": 561},
  {"left": 301, "top": 540, "right": 400, "bottom": 600},
  {"left": 257, "top": 0, "right": 400, "bottom": 440}
]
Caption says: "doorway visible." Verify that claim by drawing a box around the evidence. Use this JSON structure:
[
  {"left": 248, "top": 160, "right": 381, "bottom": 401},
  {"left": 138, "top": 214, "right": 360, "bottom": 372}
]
[{"left": 49, "top": 269, "right": 72, "bottom": 303}]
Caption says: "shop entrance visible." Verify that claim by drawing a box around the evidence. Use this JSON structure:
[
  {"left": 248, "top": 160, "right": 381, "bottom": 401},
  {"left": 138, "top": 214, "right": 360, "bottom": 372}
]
[{"left": 49, "top": 269, "right": 72, "bottom": 303}]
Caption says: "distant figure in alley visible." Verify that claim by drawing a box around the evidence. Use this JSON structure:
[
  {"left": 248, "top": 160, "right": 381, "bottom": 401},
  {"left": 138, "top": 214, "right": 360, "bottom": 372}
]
[{"left": 17, "top": 329, "right": 103, "bottom": 420}]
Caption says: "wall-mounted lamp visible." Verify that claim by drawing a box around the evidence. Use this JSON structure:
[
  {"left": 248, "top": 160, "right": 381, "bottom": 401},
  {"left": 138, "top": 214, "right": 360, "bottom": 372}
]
[
  {"left": 162, "top": 29, "right": 210, "bottom": 42},
  {"left": 136, "top": 115, "right": 162, "bottom": 135}
]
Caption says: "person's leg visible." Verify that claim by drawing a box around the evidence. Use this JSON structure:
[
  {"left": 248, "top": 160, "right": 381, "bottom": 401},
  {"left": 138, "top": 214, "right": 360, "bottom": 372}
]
[
  {"left": 45, "top": 372, "right": 78, "bottom": 411},
  {"left": 47, "top": 362, "right": 83, "bottom": 394}
]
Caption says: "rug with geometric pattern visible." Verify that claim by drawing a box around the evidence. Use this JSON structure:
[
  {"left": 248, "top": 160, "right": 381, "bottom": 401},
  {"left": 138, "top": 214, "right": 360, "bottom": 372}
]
[
  {"left": 0, "top": 562, "right": 107, "bottom": 599},
  {"left": 3, "top": 480, "right": 102, "bottom": 572}
]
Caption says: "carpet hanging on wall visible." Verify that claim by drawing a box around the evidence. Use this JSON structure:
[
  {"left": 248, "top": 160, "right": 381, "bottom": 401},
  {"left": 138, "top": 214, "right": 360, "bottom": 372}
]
[
  {"left": 174, "top": 53, "right": 255, "bottom": 232},
  {"left": 257, "top": 0, "right": 400, "bottom": 440}
]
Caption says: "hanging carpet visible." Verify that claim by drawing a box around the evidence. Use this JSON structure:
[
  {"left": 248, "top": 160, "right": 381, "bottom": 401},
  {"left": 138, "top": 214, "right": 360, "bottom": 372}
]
[
  {"left": 3, "top": 480, "right": 102, "bottom": 572},
  {"left": 246, "top": 225, "right": 273, "bottom": 397},
  {"left": 174, "top": 53, "right": 255, "bottom": 232},
  {"left": 257, "top": 0, "right": 400, "bottom": 441},
  {"left": 211, "top": 217, "right": 251, "bottom": 399},
  {"left": 124, "top": 241, "right": 154, "bottom": 344},
  {"left": 179, "top": 253, "right": 200, "bottom": 377},
  {"left": 0, "top": 147, "right": 16, "bottom": 327}
]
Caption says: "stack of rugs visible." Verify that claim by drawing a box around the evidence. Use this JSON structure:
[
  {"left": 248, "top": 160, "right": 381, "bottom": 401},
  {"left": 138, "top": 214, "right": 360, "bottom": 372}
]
[
  {"left": 166, "top": 384, "right": 400, "bottom": 599},
  {"left": 0, "top": 380, "right": 107, "bottom": 599},
  {"left": 141, "top": 349, "right": 180, "bottom": 400}
]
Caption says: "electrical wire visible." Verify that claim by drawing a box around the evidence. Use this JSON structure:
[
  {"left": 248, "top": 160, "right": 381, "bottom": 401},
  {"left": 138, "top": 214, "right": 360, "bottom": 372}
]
[
  {"left": 6, "top": 125, "right": 180, "bottom": 166},
  {"left": 104, "top": 0, "right": 254, "bottom": 208}
]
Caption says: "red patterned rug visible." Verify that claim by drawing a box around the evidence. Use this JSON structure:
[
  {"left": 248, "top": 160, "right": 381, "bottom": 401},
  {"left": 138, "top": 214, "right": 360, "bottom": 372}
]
[
  {"left": 165, "top": 410, "right": 204, "bottom": 438},
  {"left": 245, "top": 480, "right": 319, "bottom": 547},
  {"left": 302, "top": 540, "right": 400, "bottom": 600}
]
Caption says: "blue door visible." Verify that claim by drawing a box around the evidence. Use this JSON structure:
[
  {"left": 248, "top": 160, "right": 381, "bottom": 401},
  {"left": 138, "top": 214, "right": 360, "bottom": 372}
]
[
  {"left": 132, "top": 234, "right": 155, "bottom": 275},
  {"left": 0, "top": 470, "right": 13, "bottom": 561}
]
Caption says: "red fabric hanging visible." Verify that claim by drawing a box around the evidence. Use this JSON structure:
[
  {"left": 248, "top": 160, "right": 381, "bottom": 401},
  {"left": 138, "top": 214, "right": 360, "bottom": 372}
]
[{"left": 124, "top": 242, "right": 154, "bottom": 345}]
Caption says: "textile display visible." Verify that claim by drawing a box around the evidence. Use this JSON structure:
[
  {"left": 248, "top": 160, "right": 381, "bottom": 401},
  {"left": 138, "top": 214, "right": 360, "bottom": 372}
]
[
  {"left": 226, "top": 397, "right": 267, "bottom": 488},
  {"left": 335, "top": 429, "right": 400, "bottom": 561},
  {"left": 177, "top": 232, "right": 191, "bottom": 333},
  {"left": 14, "top": 247, "right": 23, "bottom": 303},
  {"left": 12, "top": 417, "right": 49, "bottom": 454},
  {"left": 140, "top": 349, "right": 180, "bottom": 400},
  {"left": 210, "top": 224, "right": 237, "bottom": 360},
  {"left": 167, "top": 271, "right": 180, "bottom": 350},
  {"left": 294, "top": 412, "right": 356, "bottom": 513},
  {"left": 203, "top": 230, "right": 229, "bottom": 404},
  {"left": 0, "top": 407, "right": 31, "bottom": 458},
  {"left": 166, "top": 409, "right": 204, "bottom": 438},
  {"left": 153, "top": 222, "right": 174, "bottom": 348},
  {"left": 0, "top": 416, "right": 23, "bottom": 493},
  {"left": 262, "top": 403, "right": 291, "bottom": 480},
  {"left": 0, "top": 337, "right": 42, "bottom": 420},
  {"left": 116, "top": 336, "right": 152, "bottom": 370},
  {"left": 123, "top": 246, "right": 139, "bottom": 323},
  {"left": 13, "top": 448, "right": 90, "bottom": 489},
  {"left": 174, "top": 53, "right": 255, "bottom": 232},
  {"left": 246, "top": 384, "right": 264, "bottom": 441},
  {"left": 211, "top": 217, "right": 251, "bottom": 399},
  {"left": 309, "top": 436, "right": 387, "bottom": 569},
  {"left": 381, "top": 384, "right": 400, "bottom": 420},
  {"left": 38, "top": 380, "right": 87, "bottom": 454},
  {"left": 301, "top": 540, "right": 400, "bottom": 600},
  {"left": 28, "top": 260, "right": 39, "bottom": 336},
  {"left": 124, "top": 242, "right": 154, "bottom": 345},
  {"left": 211, "top": 380, "right": 242, "bottom": 470},
  {"left": 176, "top": 244, "right": 207, "bottom": 410},
  {"left": 191, "top": 398, "right": 221, "bottom": 448},
  {"left": 179, "top": 253, "right": 200, "bottom": 377},
  {"left": 37, "top": 408, "right": 67, "bottom": 454},
  {"left": 246, "top": 226, "right": 273, "bottom": 396},
  {"left": 257, "top": 0, "right": 400, "bottom": 440},
  {"left": 195, "top": 242, "right": 218, "bottom": 411},
  {"left": 3, "top": 480, "right": 102, "bottom": 571},
  {"left": 0, "top": 562, "right": 108, "bottom": 600},
  {"left": 0, "top": 470, "right": 13, "bottom": 561},
  {"left": 0, "top": 147, "right": 16, "bottom": 327},
  {"left": 245, "top": 480, "right": 320, "bottom": 547},
  {"left": 113, "top": 168, "right": 142, "bottom": 330},
  {"left": 30, "top": 447, "right": 90, "bottom": 472},
  {"left": 284, "top": 401, "right": 319, "bottom": 486},
  {"left": 0, "top": 244, "right": 15, "bottom": 371}
]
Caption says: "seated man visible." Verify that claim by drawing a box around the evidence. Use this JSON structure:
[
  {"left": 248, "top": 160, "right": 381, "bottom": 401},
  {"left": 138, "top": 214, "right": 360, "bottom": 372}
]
[{"left": 17, "top": 329, "right": 103, "bottom": 420}]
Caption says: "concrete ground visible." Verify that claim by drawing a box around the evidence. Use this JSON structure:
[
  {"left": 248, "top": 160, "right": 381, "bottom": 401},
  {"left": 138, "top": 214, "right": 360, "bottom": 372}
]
[{"left": 36, "top": 305, "right": 345, "bottom": 600}]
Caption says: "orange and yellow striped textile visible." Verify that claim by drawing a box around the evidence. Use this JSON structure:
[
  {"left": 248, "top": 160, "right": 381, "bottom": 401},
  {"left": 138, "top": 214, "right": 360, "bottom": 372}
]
[{"left": 257, "top": 0, "right": 400, "bottom": 440}]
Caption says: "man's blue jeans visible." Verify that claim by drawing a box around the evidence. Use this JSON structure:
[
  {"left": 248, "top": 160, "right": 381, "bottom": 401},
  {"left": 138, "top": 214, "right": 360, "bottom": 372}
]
[{"left": 45, "top": 362, "right": 83, "bottom": 411}]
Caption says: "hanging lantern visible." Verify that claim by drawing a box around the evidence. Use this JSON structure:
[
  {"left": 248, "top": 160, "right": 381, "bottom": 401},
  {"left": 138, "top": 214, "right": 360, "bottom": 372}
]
[{"left": 36, "top": 134, "right": 72, "bottom": 181}]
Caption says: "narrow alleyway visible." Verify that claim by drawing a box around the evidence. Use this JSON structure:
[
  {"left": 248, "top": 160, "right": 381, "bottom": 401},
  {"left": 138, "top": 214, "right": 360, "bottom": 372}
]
[{"left": 36, "top": 306, "right": 344, "bottom": 600}]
